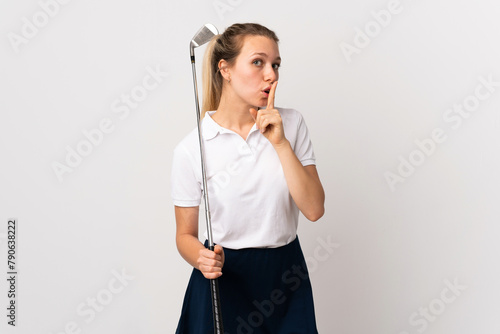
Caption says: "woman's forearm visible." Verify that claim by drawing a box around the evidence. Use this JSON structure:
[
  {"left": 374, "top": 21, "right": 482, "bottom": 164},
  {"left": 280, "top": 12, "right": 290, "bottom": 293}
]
[
  {"left": 273, "top": 139, "right": 325, "bottom": 221},
  {"left": 176, "top": 233, "right": 206, "bottom": 270}
]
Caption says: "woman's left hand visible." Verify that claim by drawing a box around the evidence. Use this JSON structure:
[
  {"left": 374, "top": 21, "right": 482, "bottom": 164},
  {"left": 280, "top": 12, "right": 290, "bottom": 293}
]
[{"left": 249, "top": 81, "right": 287, "bottom": 148}]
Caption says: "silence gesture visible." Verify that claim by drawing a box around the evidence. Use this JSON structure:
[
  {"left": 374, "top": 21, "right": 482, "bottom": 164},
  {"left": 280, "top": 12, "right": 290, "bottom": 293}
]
[{"left": 249, "top": 81, "right": 287, "bottom": 148}]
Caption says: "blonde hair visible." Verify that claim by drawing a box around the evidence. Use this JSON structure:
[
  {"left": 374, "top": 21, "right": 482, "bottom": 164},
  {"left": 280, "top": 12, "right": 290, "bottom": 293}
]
[{"left": 201, "top": 23, "right": 279, "bottom": 119}]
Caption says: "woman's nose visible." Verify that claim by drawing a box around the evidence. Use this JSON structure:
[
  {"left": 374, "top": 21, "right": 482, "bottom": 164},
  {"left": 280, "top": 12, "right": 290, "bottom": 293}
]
[{"left": 264, "top": 64, "right": 277, "bottom": 82}]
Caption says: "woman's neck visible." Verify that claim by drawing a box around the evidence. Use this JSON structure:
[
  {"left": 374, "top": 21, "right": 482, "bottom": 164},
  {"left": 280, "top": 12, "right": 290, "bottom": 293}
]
[{"left": 213, "top": 91, "right": 257, "bottom": 131}]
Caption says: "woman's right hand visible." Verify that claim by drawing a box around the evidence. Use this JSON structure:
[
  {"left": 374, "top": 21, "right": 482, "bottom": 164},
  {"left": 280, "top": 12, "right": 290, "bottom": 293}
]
[{"left": 197, "top": 245, "right": 225, "bottom": 279}]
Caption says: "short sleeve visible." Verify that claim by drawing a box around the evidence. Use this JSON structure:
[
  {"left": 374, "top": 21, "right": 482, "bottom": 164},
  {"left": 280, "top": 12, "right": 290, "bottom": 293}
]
[
  {"left": 294, "top": 111, "right": 316, "bottom": 166},
  {"left": 171, "top": 143, "right": 202, "bottom": 207}
]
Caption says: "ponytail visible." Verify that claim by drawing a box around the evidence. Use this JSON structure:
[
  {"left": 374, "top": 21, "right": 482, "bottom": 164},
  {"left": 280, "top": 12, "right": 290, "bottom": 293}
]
[{"left": 201, "top": 35, "right": 221, "bottom": 119}]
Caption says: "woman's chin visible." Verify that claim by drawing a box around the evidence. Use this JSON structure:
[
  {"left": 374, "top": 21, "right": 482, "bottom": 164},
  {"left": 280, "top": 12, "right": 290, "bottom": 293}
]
[
  {"left": 257, "top": 100, "right": 267, "bottom": 108},
  {"left": 248, "top": 97, "right": 267, "bottom": 109}
]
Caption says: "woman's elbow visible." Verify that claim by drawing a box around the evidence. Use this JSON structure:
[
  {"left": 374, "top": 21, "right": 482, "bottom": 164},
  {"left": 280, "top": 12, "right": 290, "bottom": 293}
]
[{"left": 305, "top": 205, "right": 325, "bottom": 222}]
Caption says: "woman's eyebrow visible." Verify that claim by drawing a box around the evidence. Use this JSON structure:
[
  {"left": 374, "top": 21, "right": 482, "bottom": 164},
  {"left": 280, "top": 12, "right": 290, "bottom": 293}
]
[{"left": 249, "top": 52, "right": 281, "bottom": 61}]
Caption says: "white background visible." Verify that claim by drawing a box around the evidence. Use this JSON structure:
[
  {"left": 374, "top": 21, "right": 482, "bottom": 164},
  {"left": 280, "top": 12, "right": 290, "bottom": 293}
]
[{"left": 1, "top": 0, "right": 500, "bottom": 333}]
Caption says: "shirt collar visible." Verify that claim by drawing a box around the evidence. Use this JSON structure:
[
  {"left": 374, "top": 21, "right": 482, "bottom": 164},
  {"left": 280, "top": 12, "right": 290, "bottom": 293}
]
[
  {"left": 202, "top": 110, "right": 223, "bottom": 141},
  {"left": 204, "top": 109, "right": 258, "bottom": 141}
]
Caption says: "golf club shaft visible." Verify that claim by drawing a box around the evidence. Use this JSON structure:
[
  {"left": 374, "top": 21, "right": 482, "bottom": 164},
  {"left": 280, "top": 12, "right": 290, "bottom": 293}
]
[{"left": 191, "top": 54, "right": 224, "bottom": 334}]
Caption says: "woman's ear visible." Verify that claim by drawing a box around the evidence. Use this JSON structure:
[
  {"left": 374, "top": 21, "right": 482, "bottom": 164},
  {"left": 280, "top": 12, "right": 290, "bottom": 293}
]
[{"left": 218, "top": 59, "right": 230, "bottom": 82}]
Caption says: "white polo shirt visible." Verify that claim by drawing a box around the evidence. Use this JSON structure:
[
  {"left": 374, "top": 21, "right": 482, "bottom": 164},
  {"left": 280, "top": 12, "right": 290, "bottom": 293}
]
[{"left": 171, "top": 107, "right": 316, "bottom": 249}]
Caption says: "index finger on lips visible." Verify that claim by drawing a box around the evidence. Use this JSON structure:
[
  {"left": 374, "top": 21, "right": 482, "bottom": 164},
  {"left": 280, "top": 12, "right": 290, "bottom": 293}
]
[{"left": 267, "top": 81, "right": 278, "bottom": 110}]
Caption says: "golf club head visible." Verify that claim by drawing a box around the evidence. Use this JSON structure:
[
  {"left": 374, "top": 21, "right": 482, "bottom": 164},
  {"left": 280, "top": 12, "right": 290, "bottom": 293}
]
[{"left": 190, "top": 23, "right": 219, "bottom": 58}]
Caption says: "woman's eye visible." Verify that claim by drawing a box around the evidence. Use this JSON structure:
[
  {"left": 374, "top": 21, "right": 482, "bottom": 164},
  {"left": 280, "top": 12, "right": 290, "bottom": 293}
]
[{"left": 253, "top": 60, "right": 280, "bottom": 69}]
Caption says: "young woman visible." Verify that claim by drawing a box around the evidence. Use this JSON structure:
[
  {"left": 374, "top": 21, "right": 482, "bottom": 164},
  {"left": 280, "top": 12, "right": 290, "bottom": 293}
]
[{"left": 171, "top": 22, "right": 325, "bottom": 333}]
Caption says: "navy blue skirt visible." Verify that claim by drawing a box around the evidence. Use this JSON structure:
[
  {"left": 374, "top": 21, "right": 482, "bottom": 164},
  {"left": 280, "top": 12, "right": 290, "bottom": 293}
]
[{"left": 175, "top": 236, "right": 318, "bottom": 334}]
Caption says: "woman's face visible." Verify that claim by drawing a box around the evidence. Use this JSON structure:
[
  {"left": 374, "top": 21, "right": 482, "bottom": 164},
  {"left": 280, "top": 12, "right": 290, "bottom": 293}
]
[{"left": 224, "top": 35, "right": 281, "bottom": 108}]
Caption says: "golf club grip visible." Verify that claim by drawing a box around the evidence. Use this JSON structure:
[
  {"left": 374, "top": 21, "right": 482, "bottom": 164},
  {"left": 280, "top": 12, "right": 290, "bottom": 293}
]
[
  {"left": 210, "top": 278, "right": 224, "bottom": 333},
  {"left": 209, "top": 245, "right": 224, "bottom": 333}
]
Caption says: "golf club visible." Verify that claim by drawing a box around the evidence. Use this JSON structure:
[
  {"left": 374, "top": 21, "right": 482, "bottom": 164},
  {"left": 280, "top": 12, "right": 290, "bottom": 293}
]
[{"left": 189, "top": 23, "right": 224, "bottom": 334}]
